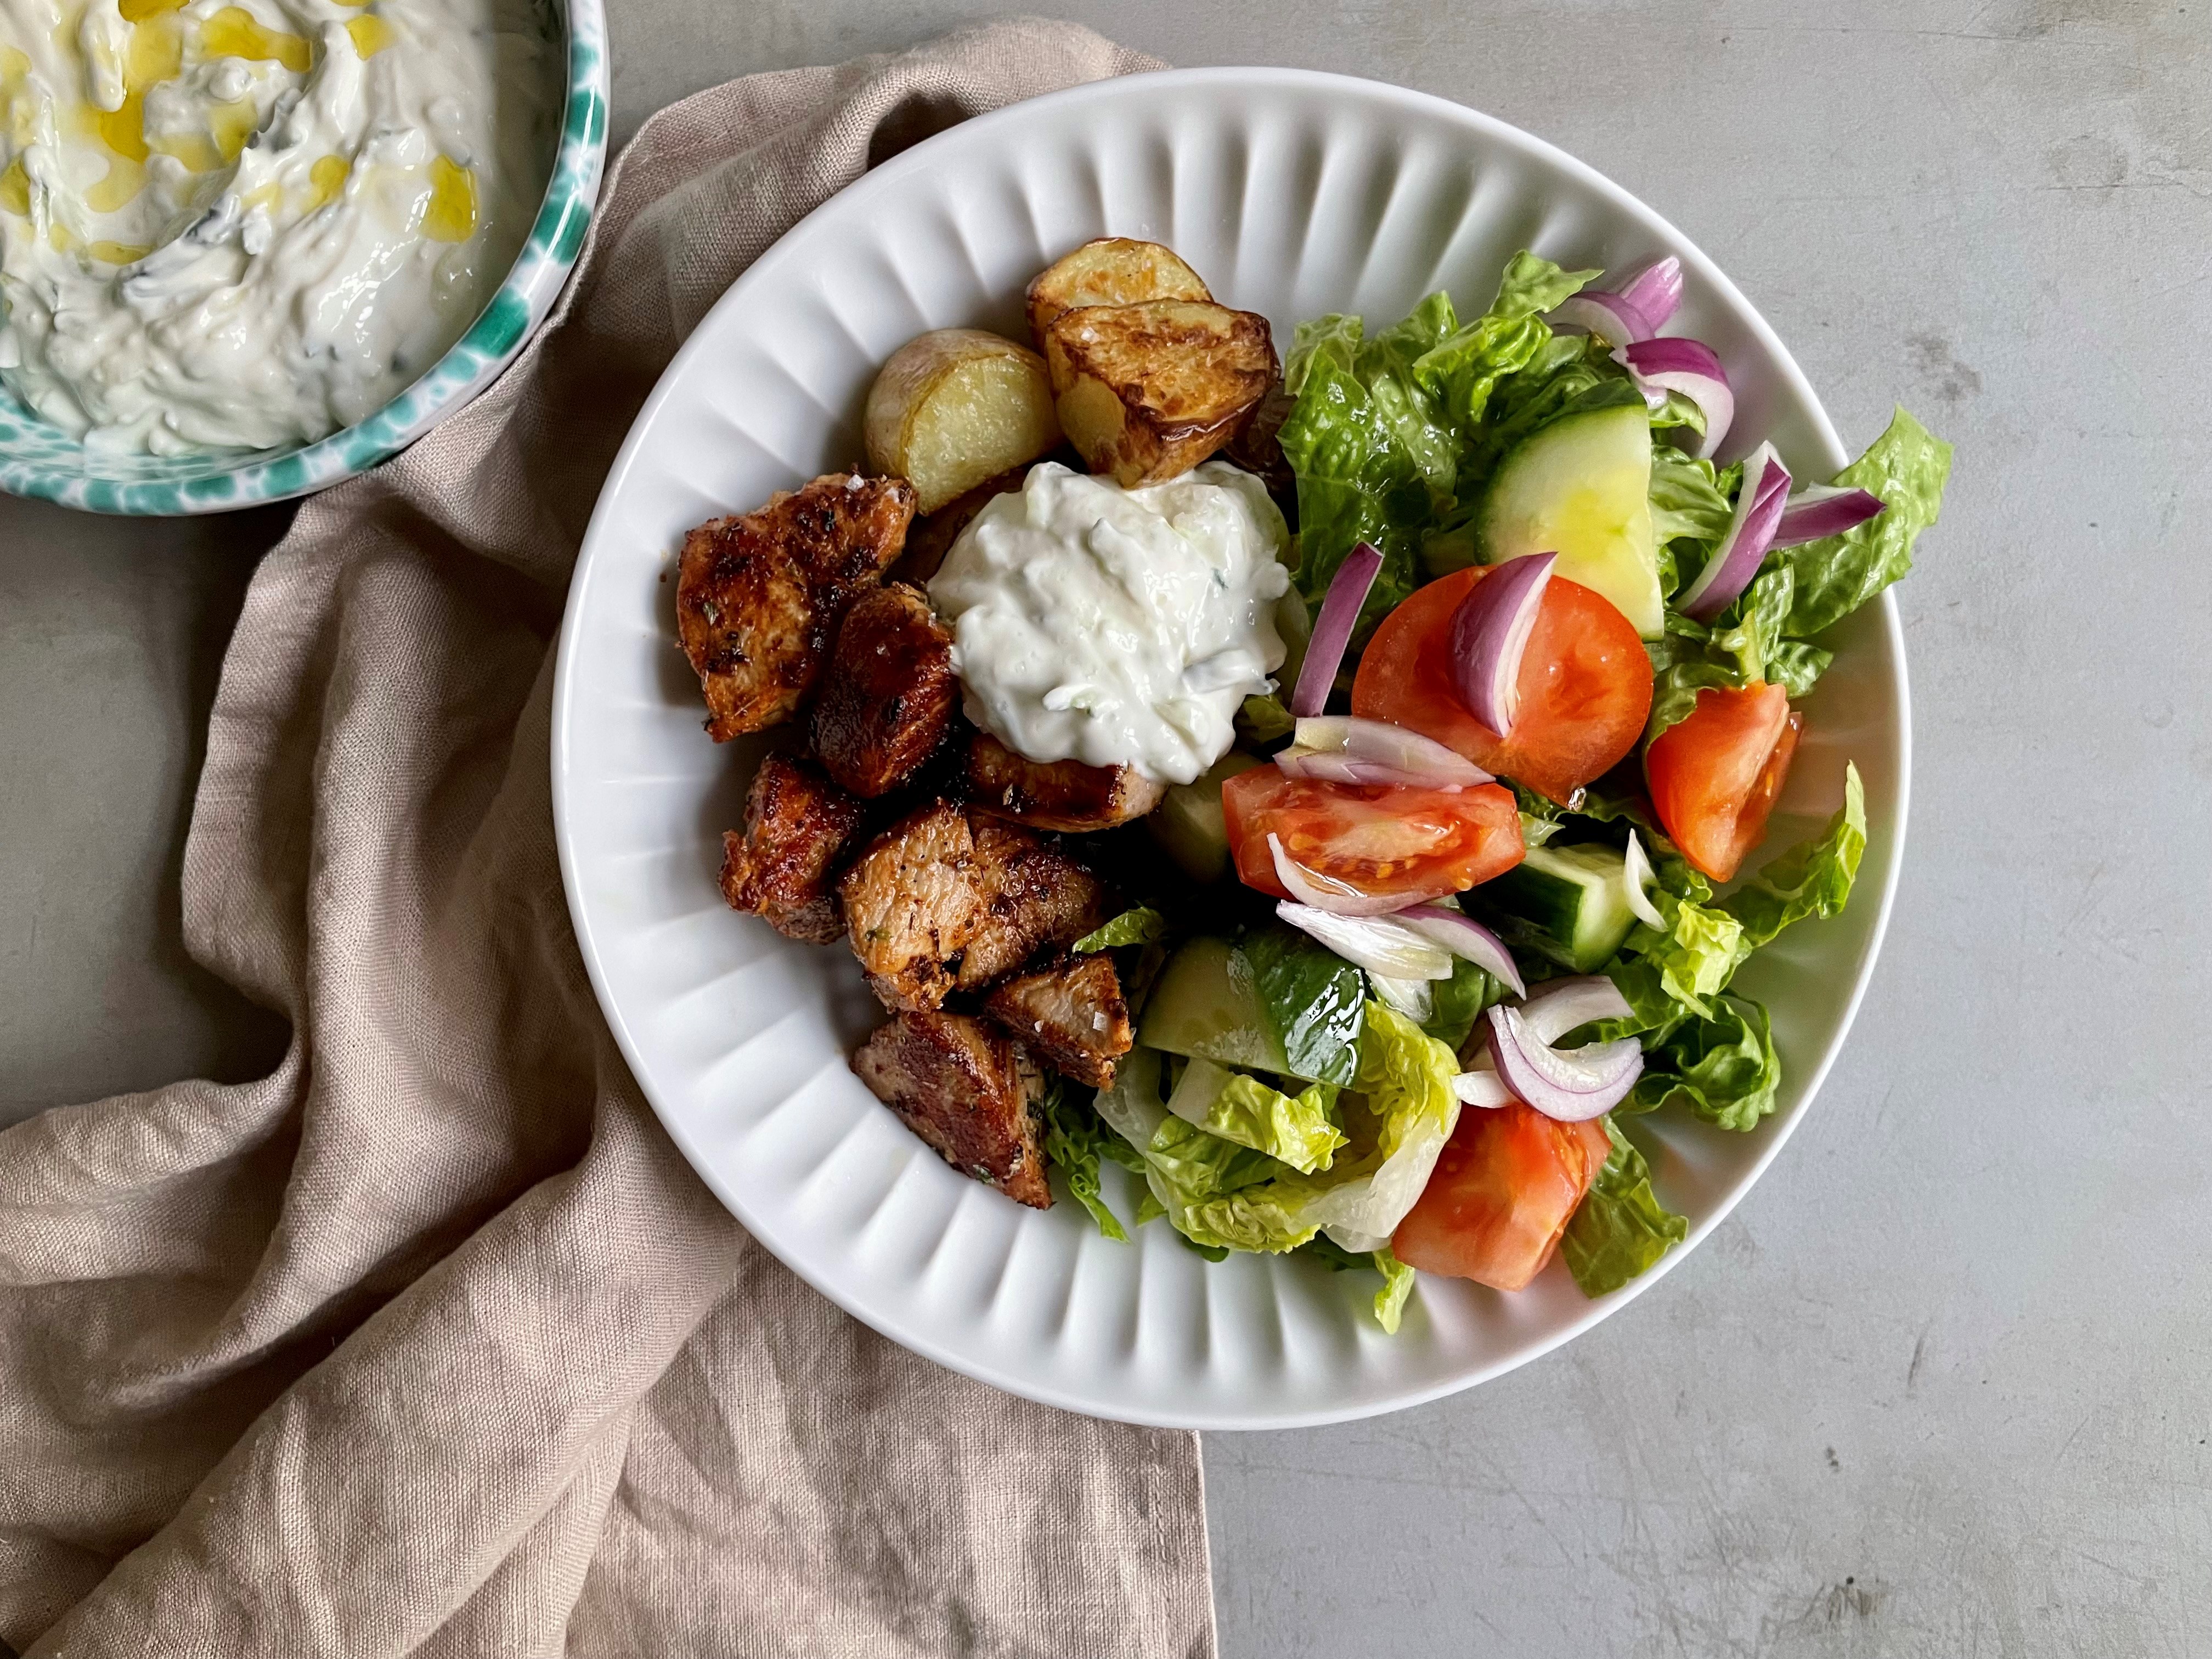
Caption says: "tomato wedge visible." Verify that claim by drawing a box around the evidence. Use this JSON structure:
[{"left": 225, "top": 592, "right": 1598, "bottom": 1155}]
[
  {"left": 1220, "top": 766, "right": 1523, "bottom": 904},
  {"left": 1644, "top": 682, "right": 1803, "bottom": 882},
  {"left": 1351, "top": 566, "right": 1653, "bottom": 805},
  {"left": 1391, "top": 1101, "right": 1611, "bottom": 1291}
]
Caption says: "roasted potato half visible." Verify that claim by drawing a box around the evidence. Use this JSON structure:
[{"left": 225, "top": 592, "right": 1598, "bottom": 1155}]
[
  {"left": 1025, "top": 237, "right": 1213, "bottom": 350},
  {"left": 864, "top": 330, "right": 1062, "bottom": 515},
  {"left": 1043, "top": 301, "right": 1279, "bottom": 488}
]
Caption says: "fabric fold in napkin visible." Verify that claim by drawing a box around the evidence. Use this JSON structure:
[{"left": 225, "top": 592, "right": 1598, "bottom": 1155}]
[{"left": 0, "top": 21, "right": 1213, "bottom": 1658}]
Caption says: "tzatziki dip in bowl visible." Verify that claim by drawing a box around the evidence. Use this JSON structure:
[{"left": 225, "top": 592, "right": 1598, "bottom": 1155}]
[{"left": 0, "top": 0, "right": 603, "bottom": 513}]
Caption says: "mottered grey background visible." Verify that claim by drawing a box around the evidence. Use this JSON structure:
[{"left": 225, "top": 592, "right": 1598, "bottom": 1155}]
[{"left": 3, "top": 2, "right": 2203, "bottom": 1654}]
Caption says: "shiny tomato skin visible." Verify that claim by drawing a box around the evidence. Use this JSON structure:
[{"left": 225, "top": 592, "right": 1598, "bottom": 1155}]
[
  {"left": 1351, "top": 566, "right": 1654, "bottom": 805},
  {"left": 1390, "top": 1102, "right": 1612, "bottom": 1291},
  {"left": 1645, "top": 682, "right": 1803, "bottom": 882},
  {"left": 1220, "top": 766, "right": 1523, "bottom": 903}
]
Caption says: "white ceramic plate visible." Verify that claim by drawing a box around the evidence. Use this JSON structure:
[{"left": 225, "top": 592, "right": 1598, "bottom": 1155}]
[{"left": 552, "top": 68, "right": 1909, "bottom": 1430}]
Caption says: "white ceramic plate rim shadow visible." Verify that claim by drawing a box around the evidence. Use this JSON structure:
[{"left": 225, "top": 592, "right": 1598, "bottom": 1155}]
[{"left": 552, "top": 66, "right": 1910, "bottom": 1430}]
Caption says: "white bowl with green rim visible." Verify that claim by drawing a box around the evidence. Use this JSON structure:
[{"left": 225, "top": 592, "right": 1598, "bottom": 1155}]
[{"left": 0, "top": 0, "right": 607, "bottom": 516}]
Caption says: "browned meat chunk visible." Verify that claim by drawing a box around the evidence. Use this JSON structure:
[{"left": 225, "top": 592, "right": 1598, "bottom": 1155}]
[
  {"left": 962, "top": 732, "right": 1168, "bottom": 832},
  {"left": 838, "top": 800, "right": 980, "bottom": 1011},
  {"left": 983, "top": 953, "right": 1133, "bottom": 1088},
  {"left": 718, "top": 754, "right": 866, "bottom": 944},
  {"left": 675, "top": 472, "right": 918, "bottom": 741},
  {"left": 810, "top": 583, "right": 957, "bottom": 798},
  {"left": 956, "top": 816, "right": 1108, "bottom": 990},
  {"left": 851, "top": 1012, "right": 1050, "bottom": 1208}
]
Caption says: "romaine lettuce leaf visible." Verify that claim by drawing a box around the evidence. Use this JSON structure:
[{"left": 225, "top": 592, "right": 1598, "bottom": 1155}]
[
  {"left": 1648, "top": 447, "right": 1736, "bottom": 548},
  {"left": 1040, "top": 1082, "right": 1133, "bottom": 1242},
  {"left": 1615, "top": 889, "right": 1748, "bottom": 1022},
  {"left": 1165, "top": 1055, "right": 1346, "bottom": 1174},
  {"left": 1626, "top": 995, "right": 1782, "bottom": 1131},
  {"left": 1776, "top": 407, "right": 1953, "bottom": 637},
  {"left": 1094, "top": 1006, "right": 1462, "bottom": 1260},
  {"left": 1296, "top": 1235, "right": 1420, "bottom": 1333},
  {"left": 1561, "top": 1117, "right": 1688, "bottom": 1294},
  {"left": 1724, "top": 763, "right": 1866, "bottom": 946},
  {"left": 1074, "top": 906, "right": 1166, "bottom": 953},
  {"left": 1238, "top": 923, "right": 1366, "bottom": 1087}
]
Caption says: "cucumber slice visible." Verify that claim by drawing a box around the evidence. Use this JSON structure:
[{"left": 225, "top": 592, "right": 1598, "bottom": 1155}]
[
  {"left": 1471, "top": 841, "right": 1638, "bottom": 973},
  {"left": 1475, "top": 400, "right": 1662, "bottom": 639},
  {"left": 1148, "top": 751, "right": 1263, "bottom": 884},
  {"left": 1137, "top": 936, "right": 1294, "bottom": 1077}
]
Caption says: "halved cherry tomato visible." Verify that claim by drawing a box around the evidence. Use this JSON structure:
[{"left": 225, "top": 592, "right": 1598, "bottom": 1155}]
[
  {"left": 1351, "top": 566, "right": 1654, "bottom": 805},
  {"left": 1220, "top": 766, "right": 1523, "bottom": 904},
  {"left": 1391, "top": 1101, "right": 1612, "bottom": 1291},
  {"left": 1644, "top": 682, "right": 1803, "bottom": 882}
]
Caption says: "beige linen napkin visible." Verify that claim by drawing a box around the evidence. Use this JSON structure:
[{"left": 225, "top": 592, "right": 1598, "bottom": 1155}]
[{"left": 0, "top": 21, "right": 1214, "bottom": 1658}]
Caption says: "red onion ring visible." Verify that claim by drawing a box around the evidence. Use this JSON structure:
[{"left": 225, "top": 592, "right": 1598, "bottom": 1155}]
[
  {"left": 1769, "top": 484, "right": 1886, "bottom": 549},
  {"left": 1448, "top": 552, "right": 1554, "bottom": 736},
  {"left": 1395, "top": 903, "right": 1527, "bottom": 997},
  {"left": 1547, "top": 291, "right": 1654, "bottom": 345},
  {"left": 1616, "top": 257, "right": 1685, "bottom": 329},
  {"left": 1274, "top": 901, "right": 1453, "bottom": 979},
  {"left": 1677, "top": 443, "right": 1792, "bottom": 623},
  {"left": 1483, "top": 1004, "right": 1644, "bottom": 1121},
  {"left": 1275, "top": 716, "right": 1493, "bottom": 791},
  {"left": 1617, "top": 337, "right": 1735, "bottom": 459},
  {"left": 1290, "top": 542, "right": 1383, "bottom": 718},
  {"left": 1517, "top": 975, "right": 1634, "bottom": 1045}
]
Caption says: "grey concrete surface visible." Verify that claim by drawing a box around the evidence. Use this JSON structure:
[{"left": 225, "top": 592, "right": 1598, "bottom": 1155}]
[{"left": 2, "top": 2, "right": 2205, "bottom": 1655}]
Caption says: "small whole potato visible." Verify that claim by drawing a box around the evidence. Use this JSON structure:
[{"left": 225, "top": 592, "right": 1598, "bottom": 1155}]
[{"left": 863, "top": 329, "right": 1062, "bottom": 514}]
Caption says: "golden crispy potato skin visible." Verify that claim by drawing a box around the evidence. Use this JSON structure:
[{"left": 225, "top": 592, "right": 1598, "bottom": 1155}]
[
  {"left": 1043, "top": 300, "right": 1279, "bottom": 487},
  {"left": 675, "top": 473, "right": 916, "bottom": 741},
  {"left": 810, "top": 583, "right": 958, "bottom": 798},
  {"left": 851, "top": 1012, "right": 1051, "bottom": 1208},
  {"left": 1025, "top": 237, "right": 1213, "bottom": 351},
  {"left": 962, "top": 731, "right": 1167, "bottom": 833},
  {"left": 862, "top": 329, "right": 1061, "bottom": 514}
]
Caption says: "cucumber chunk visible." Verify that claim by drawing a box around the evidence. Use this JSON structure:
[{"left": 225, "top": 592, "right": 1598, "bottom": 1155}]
[
  {"left": 1475, "top": 401, "right": 1662, "bottom": 639},
  {"left": 1148, "top": 751, "right": 1263, "bottom": 884},
  {"left": 1137, "top": 936, "right": 1295, "bottom": 1077},
  {"left": 1470, "top": 841, "right": 1638, "bottom": 973}
]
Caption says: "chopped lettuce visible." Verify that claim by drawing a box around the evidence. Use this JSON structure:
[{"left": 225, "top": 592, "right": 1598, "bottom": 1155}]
[
  {"left": 1561, "top": 1118, "right": 1689, "bottom": 1294},
  {"left": 1093, "top": 1006, "right": 1461, "bottom": 1259},
  {"left": 1074, "top": 906, "right": 1166, "bottom": 953},
  {"left": 1040, "top": 1082, "right": 1134, "bottom": 1242},
  {"left": 1165, "top": 1055, "right": 1346, "bottom": 1174},
  {"left": 1239, "top": 923, "right": 1366, "bottom": 1087},
  {"left": 1627, "top": 995, "right": 1782, "bottom": 1130},
  {"left": 1775, "top": 407, "right": 1953, "bottom": 637},
  {"left": 1614, "top": 889, "right": 1748, "bottom": 1022},
  {"left": 1724, "top": 764, "right": 1867, "bottom": 946}
]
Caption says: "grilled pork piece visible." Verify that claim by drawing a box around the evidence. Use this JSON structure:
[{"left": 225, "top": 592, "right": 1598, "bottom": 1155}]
[
  {"left": 963, "top": 732, "right": 1167, "bottom": 833},
  {"left": 955, "top": 816, "right": 1108, "bottom": 989},
  {"left": 837, "top": 800, "right": 980, "bottom": 1012},
  {"left": 718, "top": 754, "right": 867, "bottom": 945},
  {"left": 810, "top": 583, "right": 957, "bottom": 798},
  {"left": 851, "top": 1011, "right": 1051, "bottom": 1207},
  {"left": 983, "top": 953, "right": 1132, "bottom": 1088},
  {"left": 675, "top": 472, "right": 917, "bottom": 741}
]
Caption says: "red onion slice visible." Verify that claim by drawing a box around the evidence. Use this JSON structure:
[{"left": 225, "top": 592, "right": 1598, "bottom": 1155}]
[
  {"left": 1277, "top": 716, "right": 1493, "bottom": 790},
  {"left": 1769, "top": 484, "right": 1886, "bottom": 549},
  {"left": 1290, "top": 542, "right": 1383, "bottom": 718},
  {"left": 1616, "top": 257, "right": 1685, "bottom": 329},
  {"left": 1517, "top": 975, "right": 1634, "bottom": 1045},
  {"left": 1267, "top": 833, "right": 1429, "bottom": 917},
  {"left": 1448, "top": 552, "right": 1555, "bottom": 736},
  {"left": 1677, "top": 442, "right": 1792, "bottom": 623},
  {"left": 1617, "top": 337, "right": 1735, "bottom": 459},
  {"left": 1452, "top": 1067, "right": 1516, "bottom": 1110},
  {"left": 1395, "top": 902, "right": 1527, "bottom": 997},
  {"left": 1546, "top": 291, "right": 1654, "bottom": 345},
  {"left": 1275, "top": 901, "right": 1454, "bottom": 980},
  {"left": 1622, "top": 831, "right": 1666, "bottom": 931},
  {"left": 1484, "top": 1004, "right": 1644, "bottom": 1121}
]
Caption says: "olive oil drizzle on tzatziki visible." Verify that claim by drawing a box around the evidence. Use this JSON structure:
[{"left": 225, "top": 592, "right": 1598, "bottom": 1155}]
[{"left": 0, "top": 0, "right": 555, "bottom": 453}]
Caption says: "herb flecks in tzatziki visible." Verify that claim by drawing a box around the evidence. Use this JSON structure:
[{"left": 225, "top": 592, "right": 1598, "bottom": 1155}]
[
  {"left": 929, "top": 460, "right": 1292, "bottom": 786},
  {"left": 0, "top": 0, "right": 556, "bottom": 454}
]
